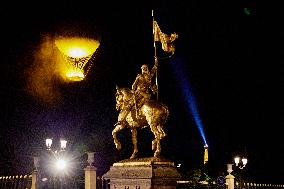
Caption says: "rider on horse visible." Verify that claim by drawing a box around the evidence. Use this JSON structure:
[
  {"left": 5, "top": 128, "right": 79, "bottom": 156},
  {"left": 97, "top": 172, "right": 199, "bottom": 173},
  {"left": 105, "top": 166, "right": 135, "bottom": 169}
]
[{"left": 114, "top": 58, "right": 158, "bottom": 127}]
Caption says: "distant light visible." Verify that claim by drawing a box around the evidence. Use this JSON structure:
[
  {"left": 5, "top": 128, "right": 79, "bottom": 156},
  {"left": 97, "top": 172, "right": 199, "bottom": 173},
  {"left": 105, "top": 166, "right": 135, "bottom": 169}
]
[
  {"left": 56, "top": 159, "right": 67, "bottom": 170},
  {"left": 243, "top": 8, "right": 251, "bottom": 15},
  {"left": 46, "top": 138, "right": 52, "bottom": 150},
  {"left": 234, "top": 156, "right": 248, "bottom": 169},
  {"left": 204, "top": 145, "right": 209, "bottom": 164},
  {"left": 60, "top": 139, "right": 67, "bottom": 151},
  {"left": 234, "top": 157, "right": 240, "bottom": 166},
  {"left": 177, "top": 163, "right": 181, "bottom": 168},
  {"left": 177, "top": 181, "right": 190, "bottom": 184},
  {"left": 242, "top": 158, "right": 248, "bottom": 166},
  {"left": 42, "top": 177, "right": 48, "bottom": 182}
]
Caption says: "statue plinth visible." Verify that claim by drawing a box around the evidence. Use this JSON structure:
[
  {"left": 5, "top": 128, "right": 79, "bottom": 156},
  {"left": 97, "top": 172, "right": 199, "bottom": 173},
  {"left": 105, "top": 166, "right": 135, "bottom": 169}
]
[{"left": 103, "top": 157, "right": 181, "bottom": 189}]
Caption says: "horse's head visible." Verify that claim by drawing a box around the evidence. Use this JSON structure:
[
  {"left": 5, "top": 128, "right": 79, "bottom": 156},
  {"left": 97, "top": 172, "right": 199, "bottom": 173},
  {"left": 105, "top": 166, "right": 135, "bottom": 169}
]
[{"left": 115, "top": 86, "right": 134, "bottom": 111}]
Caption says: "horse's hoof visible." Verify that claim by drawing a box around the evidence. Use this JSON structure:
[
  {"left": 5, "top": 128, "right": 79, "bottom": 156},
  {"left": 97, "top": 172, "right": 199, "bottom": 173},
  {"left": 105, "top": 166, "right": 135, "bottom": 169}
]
[
  {"left": 130, "top": 152, "right": 138, "bottom": 159},
  {"left": 154, "top": 152, "right": 160, "bottom": 158}
]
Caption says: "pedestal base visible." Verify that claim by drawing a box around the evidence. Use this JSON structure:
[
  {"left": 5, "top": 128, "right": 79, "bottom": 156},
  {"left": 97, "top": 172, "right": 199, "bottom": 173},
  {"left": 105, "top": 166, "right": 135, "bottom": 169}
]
[{"left": 103, "top": 157, "right": 181, "bottom": 189}]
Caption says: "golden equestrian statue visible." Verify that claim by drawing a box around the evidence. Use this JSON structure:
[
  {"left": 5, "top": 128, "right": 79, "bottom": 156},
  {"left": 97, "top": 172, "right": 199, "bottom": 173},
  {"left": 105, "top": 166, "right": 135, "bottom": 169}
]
[
  {"left": 112, "top": 58, "right": 169, "bottom": 159},
  {"left": 112, "top": 15, "right": 178, "bottom": 159}
]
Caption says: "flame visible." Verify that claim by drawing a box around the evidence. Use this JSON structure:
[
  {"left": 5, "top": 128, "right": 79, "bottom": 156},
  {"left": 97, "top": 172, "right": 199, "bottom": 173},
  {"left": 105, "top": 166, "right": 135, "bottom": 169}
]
[{"left": 65, "top": 69, "right": 85, "bottom": 81}]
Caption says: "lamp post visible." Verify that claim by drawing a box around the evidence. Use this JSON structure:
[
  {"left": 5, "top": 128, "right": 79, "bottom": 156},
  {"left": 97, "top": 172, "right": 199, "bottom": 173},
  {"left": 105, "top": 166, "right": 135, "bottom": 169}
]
[
  {"left": 46, "top": 138, "right": 68, "bottom": 172},
  {"left": 45, "top": 138, "right": 68, "bottom": 188},
  {"left": 234, "top": 156, "right": 247, "bottom": 169},
  {"left": 234, "top": 156, "right": 248, "bottom": 189},
  {"left": 46, "top": 138, "right": 67, "bottom": 152}
]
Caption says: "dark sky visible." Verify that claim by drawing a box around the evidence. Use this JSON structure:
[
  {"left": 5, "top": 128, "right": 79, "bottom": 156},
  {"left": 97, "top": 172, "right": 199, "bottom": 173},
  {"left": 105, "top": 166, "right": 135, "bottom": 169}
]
[{"left": 1, "top": 1, "right": 283, "bottom": 184}]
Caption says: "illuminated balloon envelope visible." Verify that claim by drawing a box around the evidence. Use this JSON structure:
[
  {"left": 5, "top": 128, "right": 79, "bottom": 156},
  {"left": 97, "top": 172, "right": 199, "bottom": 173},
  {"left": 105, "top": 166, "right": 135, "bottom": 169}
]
[{"left": 55, "top": 37, "right": 100, "bottom": 81}]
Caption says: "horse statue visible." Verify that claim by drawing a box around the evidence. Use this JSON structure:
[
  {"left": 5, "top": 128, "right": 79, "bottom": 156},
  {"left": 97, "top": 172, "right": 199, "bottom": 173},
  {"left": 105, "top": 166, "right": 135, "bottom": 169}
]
[{"left": 112, "top": 86, "right": 169, "bottom": 159}]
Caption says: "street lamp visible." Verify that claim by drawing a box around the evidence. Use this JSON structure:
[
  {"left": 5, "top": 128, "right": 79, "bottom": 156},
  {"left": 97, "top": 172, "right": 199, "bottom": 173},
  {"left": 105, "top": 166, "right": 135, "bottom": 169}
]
[
  {"left": 45, "top": 138, "right": 69, "bottom": 188},
  {"left": 45, "top": 138, "right": 68, "bottom": 172},
  {"left": 234, "top": 156, "right": 248, "bottom": 189},
  {"left": 46, "top": 138, "right": 67, "bottom": 151},
  {"left": 234, "top": 156, "right": 247, "bottom": 169}
]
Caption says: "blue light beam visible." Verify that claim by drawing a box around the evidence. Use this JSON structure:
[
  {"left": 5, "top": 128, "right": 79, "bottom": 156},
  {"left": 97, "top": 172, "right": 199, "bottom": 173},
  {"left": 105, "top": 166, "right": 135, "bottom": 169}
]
[{"left": 170, "top": 58, "right": 207, "bottom": 146}]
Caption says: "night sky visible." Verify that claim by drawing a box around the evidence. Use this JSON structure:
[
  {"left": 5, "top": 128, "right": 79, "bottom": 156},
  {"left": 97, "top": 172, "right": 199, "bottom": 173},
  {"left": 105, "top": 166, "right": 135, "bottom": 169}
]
[{"left": 1, "top": 1, "right": 283, "bottom": 184}]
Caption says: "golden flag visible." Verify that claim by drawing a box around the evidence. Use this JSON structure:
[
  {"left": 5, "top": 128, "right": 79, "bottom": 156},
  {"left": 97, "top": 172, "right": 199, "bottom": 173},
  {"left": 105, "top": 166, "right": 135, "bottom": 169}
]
[{"left": 153, "top": 20, "right": 178, "bottom": 53}]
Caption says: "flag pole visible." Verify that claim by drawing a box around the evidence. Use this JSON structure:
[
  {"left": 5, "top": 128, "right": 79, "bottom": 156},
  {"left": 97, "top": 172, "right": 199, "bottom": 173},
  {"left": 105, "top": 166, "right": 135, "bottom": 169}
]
[{"left": 152, "top": 10, "right": 159, "bottom": 101}]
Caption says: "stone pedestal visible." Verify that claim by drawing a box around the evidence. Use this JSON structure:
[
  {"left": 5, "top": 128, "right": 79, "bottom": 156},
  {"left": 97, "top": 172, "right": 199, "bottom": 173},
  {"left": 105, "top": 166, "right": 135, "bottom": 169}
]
[{"left": 103, "top": 157, "right": 181, "bottom": 189}]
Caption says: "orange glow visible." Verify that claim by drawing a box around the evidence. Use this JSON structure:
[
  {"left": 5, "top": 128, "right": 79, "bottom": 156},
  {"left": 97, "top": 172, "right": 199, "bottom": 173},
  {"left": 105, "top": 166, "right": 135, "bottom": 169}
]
[
  {"left": 55, "top": 37, "right": 100, "bottom": 81},
  {"left": 65, "top": 69, "right": 85, "bottom": 81},
  {"left": 55, "top": 37, "right": 100, "bottom": 58}
]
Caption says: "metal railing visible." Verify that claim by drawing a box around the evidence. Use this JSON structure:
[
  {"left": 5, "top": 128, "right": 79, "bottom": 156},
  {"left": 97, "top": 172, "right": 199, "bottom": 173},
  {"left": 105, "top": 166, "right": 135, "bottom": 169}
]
[
  {"left": 2, "top": 173, "right": 284, "bottom": 189},
  {"left": 235, "top": 182, "right": 284, "bottom": 189},
  {"left": 176, "top": 182, "right": 227, "bottom": 189},
  {"left": 0, "top": 175, "right": 32, "bottom": 189}
]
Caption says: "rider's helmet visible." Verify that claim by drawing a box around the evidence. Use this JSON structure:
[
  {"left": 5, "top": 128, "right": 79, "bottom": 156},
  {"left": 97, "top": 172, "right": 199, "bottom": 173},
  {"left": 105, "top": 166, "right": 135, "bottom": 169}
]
[{"left": 141, "top": 64, "right": 149, "bottom": 74}]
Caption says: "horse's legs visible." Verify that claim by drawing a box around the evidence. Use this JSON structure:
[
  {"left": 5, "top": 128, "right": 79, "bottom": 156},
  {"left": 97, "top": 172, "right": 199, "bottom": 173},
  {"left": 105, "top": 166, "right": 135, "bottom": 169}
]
[
  {"left": 130, "top": 128, "right": 138, "bottom": 159},
  {"left": 152, "top": 139, "right": 157, "bottom": 151},
  {"left": 154, "top": 125, "right": 167, "bottom": 157},
  {"left": 151, "top": 126, "right": 165, "bottom": 151},
  {"left": 150, "top": 124, "right": 166, "bottom": 157},
  {"left": 112, "top": 124, "right": 125, "bottom": 150},
  {"left": 154, "top": 139, "right": 161, "bottom": 158},
  {"left": 149, "top": 124, "right": 161, "bottom": 156}
]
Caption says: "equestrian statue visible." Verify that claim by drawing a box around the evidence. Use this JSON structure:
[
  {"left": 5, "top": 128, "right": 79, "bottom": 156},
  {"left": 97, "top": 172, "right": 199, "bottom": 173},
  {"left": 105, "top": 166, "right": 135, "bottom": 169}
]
[{"left": 112, "top": 57, "right": 169, "bottom": 159}]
